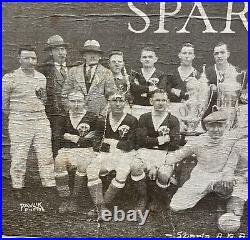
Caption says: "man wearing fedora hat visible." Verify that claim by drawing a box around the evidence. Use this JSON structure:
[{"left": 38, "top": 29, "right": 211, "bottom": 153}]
[
  {"left": 62, "top": 40, "right": 117, "bottom": 116},
  {"left": 39, "top": 35, "right": 70, "bottom": 158}
]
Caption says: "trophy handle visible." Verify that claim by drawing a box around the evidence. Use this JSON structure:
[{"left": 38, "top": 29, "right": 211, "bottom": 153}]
[{"left": 179, "top": 104, "right": 188, "bottom": 117}]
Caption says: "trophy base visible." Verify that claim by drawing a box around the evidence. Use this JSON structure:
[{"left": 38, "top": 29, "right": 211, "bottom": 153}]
[
  {"left": 180, "top": 131, "right": 204, "bottom": 136},
  {"left": 180, "top": 121, "right": 206, "bottom": 136}
]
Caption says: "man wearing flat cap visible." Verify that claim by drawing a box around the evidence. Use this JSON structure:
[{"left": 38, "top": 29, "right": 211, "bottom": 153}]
[
  {"left": 62, "top": 40, "right": 117, "bottom": 116},
  {"left": 39, "top": 35, "right": 70, "bottom": 158},
  {"left": 165, "top": 110, "right": 238, "bottom": 215}
]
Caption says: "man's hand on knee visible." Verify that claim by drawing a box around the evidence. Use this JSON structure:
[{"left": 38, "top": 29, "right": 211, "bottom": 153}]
[
  {"left": 213, "top": 180, "right": 233, "bottom": 198},
  {"left": 221, "top": 174, "right": 235, "bottom": 189},
  {"left": 148, "top": 166, "right": 158, "bottom": 181},
  {"left": 158, "top": 164, "right": 174, "bottom": 185}
]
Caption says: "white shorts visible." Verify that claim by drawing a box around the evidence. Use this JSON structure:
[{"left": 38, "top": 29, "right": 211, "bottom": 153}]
[
  {"left": 136, "top": 148, "right": 167, "bottom": 171},
  {"left": 232, "top": 176, "right": 248, "bottom": 201},
  {"left": 56, "top": 148, "right": 97, "bottom": 176},
  {"left": 99, "top": 139, "right": 135, "bottom": 172},
  {"left": 170, "top": 166, "right": 223, "bottom": 211},
  {"left": 87, "top": 139, "right": 136, "bottom": 180}
]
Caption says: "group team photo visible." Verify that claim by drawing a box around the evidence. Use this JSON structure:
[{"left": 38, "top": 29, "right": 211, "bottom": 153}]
[{"left": 2, "top": 2, "right": 248, "bottom": 238}]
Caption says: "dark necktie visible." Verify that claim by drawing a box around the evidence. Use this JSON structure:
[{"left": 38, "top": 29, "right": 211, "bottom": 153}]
[
  {"left": 86, "top": 66, "right": 92, "bottom": 84},
  {"left": 85, "top": 65, "right": 94, "bottom": 93},
  {"left": 218, "top": 72, "right": 224, "bottom": 83},
  {"left": 60, "top": 65, "right": 67, "bottom": 80}
]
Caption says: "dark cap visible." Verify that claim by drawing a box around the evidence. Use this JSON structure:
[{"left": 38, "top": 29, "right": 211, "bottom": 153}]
[
  {"left": 18, "top": 45, "right": 37, "bottom": 55},
  {"left": 203, "top": 110, "right": 228, "bottom": 124}
]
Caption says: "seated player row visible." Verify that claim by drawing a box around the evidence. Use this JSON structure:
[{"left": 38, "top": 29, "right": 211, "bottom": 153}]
[{"left": 54, "top": 89, "right": 247, "bottom": 234}]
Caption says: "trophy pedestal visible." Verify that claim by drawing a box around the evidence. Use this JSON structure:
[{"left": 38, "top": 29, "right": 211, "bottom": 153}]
[{"left": 180, "top": 121, "right": 205, "bottom": 145}]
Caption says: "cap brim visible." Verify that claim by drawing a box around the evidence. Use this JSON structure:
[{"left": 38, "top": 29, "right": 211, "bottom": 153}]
[
  {"left": 79, "top": 47, "right": 103, "bottom": 54},
  {"left": 80, "top": 49, "right": 103, "bottom": 54},
  {"left": 204, "top": 120, "right": 227, "bottom": 124}
]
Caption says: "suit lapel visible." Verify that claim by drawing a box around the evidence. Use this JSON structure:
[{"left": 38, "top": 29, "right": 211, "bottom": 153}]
[
  {"left": 88, "top": 64, "right": 103, "bottom": 93},
  {"left": 53, "top": 67, "right": 65, "bottom": 88},
  {"left": 74, "top": 65, "right": 87, "bottom": 95}
]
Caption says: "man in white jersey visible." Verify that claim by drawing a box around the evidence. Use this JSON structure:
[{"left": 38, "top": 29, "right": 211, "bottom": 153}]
[
  {"left": 2, "top": 45, "right": 56, "bottom": 199},
  {"left": 217, "top": 88, "right": 248, "bottom": 233},
  {"left": 165, "top": 110, "right": 237, "bottom": 212}
]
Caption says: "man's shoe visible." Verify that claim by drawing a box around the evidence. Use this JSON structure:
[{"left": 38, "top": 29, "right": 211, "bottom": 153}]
[
  {"left": 87, "top": 204, "right": 109, "bottom": 222},
  {"left": 58, "top": 199, "right": 70, "bottom": 214},
  {"left": 148, "top": 197, "right": 159, "bottom": 213},
  {"left": 12, "top": 188, "right": 23, "bottom": 201},
  {"left": 67, "top": 199, "right": 79, "bottom": 214}
]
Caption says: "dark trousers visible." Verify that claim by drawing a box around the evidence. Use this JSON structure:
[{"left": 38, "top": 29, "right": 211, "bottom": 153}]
[{"left": 47, "top": 114, "right": 66, "bottom": 159}]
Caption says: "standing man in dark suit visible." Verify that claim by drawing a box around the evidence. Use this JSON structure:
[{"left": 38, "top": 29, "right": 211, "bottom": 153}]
[
  {"left": 39, "top": 35, "right": 69, "bottom": 158},
  {"left": 62, "top": 40, "right": 117, "bottom": 117}
]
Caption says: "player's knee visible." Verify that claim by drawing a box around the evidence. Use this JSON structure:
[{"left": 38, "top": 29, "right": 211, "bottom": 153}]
[
  {"left": 157, "top": 165, "right": 174, "bottom": 187},
  {"left": 116, "top": 165, "right": 130, "bottom": 182},
  {"left": 54, "top": 155, "right": 68, "bottom": 172},
  {"left": 131, "top": 159, "right": 144, "bottom": 177},
  {"left": 111, "top": 177, "right": 126, "bottom": 189},
  {"left": 169, "top": 199, "right": 183, "bottom": 212},
  {"left": 86, "top": 164, "right": 99, "bottom": 181},
  {"left": 227, "top": 196, "right": 245, "bottom": 216},
  {"left": 99, "top": 164, "right": 109, "bottom": 176},
  {"left": 213, "top": 182, "right": 233, "bottom": 199},
  {"left": 77, "top": 165, "right": 87, "bottom": 177}
]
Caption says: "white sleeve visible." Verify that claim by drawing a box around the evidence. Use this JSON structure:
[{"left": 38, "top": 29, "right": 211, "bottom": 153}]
[{"left": 2, "top": 74, "right": 12, "bottom": 115}]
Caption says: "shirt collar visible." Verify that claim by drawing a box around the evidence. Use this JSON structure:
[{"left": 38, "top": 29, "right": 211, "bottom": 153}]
[
  {"left": 178, "top": 66, "right": 196, "bottom": 81},
  {"left": 114, "top": 73, "right": 124, "bottom": 80},
  {"left": 152, "top": 109, "right": 169, "bottom": 116},
  {"left": 151, "top": 110, "right": 169, "bottom": 131},
  {"left": 215, "top": 63, "right": 236, "bottom": 85},
  {"left": 19, "top": 67, "right": 39, "bottom": 78},
  {"left": 86, "top": 63, "right": 98, "bottom": 69},
  {"left": 214, "top": 63, "right": 230, "bottom": 74},
  {"left": 54, "top": 62, "right": 67, "bottom": 72},
  {"left": 141, "top": 67, "right": 156, "bottom": 81},
  {"left": 109, "top": 112, "right": 127, "bottom": 132},
  {"left": 69, "top": 109, "right": 87, "bottom": 129},
  {"left": 54, "top": 62, "right": 66, "bottom": 67}
]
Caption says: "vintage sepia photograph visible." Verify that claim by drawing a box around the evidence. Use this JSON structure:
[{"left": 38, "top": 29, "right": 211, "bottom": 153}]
[{"left": 2, "top": 2, "right": 248, "bottom": 238}]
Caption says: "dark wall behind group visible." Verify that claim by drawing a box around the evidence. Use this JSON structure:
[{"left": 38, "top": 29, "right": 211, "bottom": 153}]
[
  {"left": 2, "top": 2, "right": 248, "bottom": 74},
  {"left": 2, "top": 2, "right": 248, "bottom": 178}
]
